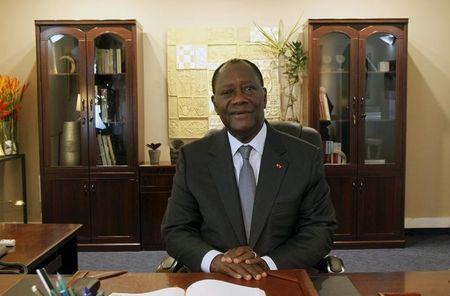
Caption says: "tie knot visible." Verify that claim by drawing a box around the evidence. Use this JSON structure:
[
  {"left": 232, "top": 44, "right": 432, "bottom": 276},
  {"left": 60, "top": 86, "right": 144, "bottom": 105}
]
[{"left": 238, "top": 145, "right": 253, "bottom": 160}]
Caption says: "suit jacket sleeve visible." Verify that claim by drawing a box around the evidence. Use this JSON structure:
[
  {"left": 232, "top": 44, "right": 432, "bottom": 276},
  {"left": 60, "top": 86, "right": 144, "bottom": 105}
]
[
  {"left": 266, "top": 147, "right": 337, "bottom": 269},
  {"left": 161, "top": 147, "right": 214, "bottom": 271}
]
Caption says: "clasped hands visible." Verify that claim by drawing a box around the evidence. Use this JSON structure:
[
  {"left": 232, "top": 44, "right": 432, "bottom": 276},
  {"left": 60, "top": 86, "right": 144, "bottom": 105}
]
[{"left": 210, "top": 246, "right": 269, "bottom": 280}]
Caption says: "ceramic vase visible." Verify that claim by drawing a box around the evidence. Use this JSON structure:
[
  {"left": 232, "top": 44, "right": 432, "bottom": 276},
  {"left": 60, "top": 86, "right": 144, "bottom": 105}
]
[{"left": 149, "top": 149, "right": 161, "bottom": 165}]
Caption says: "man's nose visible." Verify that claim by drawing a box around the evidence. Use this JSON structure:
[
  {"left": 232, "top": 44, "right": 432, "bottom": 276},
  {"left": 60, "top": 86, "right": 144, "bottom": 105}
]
[{"left": 231, "top": 88, "right": 247, "bottom": 103}]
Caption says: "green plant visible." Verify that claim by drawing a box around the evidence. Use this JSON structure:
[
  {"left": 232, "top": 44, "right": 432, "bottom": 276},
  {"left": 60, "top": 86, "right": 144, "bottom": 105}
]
[
  {"left": 253, "top": 17, "right": 307, "bottom": 84},
  {"left": 146, "top": 143, "right": 161, "bottom": 150},
  {"left": 254, "top": 18, "right": 308, "bottom": 121}
]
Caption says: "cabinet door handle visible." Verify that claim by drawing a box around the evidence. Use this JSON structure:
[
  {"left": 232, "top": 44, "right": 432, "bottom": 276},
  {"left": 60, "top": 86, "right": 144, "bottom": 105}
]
[
  {"left": 89, "top": 99, "right": 94, "bottom": 122},
  {"left": 360, "top": 97, "right": 366, "bottom": 119},
  {"left": 359, "top": 181, "right": 364, "bottom": 192},
  {"left": 352, "top": 97, "right": 357, "bottom": 125},
  {"left": 83, "top": 184, "right": 88, "bottom": 194},
  {"left": 91, "top": 183, "right": 96, "bottom": 193},
  {"left": 352, "top": 181, "right": 357, "bottom": 190}
]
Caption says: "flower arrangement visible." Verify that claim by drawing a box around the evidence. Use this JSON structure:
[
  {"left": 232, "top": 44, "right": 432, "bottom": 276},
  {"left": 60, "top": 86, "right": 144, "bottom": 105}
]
[
  {"left": 0, "top": 75, "right": 28, "bottom": 120},
  {"left": 254, "top": 18, "right": 307, "bottom": 121},
  {"left": 0, "top": 75, "right": 29, "bottom": 155}
]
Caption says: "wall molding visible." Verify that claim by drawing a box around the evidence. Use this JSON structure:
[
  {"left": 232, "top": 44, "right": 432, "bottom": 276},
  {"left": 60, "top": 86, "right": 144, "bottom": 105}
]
[{"left": 405, "top": 217, "right": 450, "bottom": 228}]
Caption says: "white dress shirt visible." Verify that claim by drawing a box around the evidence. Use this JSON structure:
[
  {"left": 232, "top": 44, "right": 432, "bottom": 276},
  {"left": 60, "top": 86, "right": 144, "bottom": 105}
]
[{"left": 201, "top": 123, "right": 278, "bottom": 272}]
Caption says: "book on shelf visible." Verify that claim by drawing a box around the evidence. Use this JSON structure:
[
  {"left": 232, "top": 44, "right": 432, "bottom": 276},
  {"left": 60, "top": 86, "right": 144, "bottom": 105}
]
[
  {"left": 97, "top": 134, "right": 107, "bottom": 165},
  {"left": 96, "top": 48, "right": 123, "bottom": 74},
  {"left": 319, "top": 86, "right": 331, "bottom": 121},
  {"left": 323, "top": 141, "right": 347, "bottom": 164},
  {"left": 101, "top": 134, "right": 112, "bottom": 165},
  {"left": 103, "top": 134, "right": 117, "bottom": 165},
  {"left": 110, "top": 279, "right": 265, "bottom": 296}
]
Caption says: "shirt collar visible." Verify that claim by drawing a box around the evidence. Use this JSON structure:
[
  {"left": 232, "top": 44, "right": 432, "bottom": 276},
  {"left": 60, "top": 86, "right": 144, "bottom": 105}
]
[{"left": 228, "top": 122, "right": 267, "bottom": 156}]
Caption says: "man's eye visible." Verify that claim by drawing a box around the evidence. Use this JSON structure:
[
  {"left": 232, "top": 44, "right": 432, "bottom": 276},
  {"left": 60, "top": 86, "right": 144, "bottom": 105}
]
[
  {"left": 243, "top": 85, "right": 256, "bottom": 93},
  {"left": 221, "top": 89, "right": 233, "bottom": 96}
]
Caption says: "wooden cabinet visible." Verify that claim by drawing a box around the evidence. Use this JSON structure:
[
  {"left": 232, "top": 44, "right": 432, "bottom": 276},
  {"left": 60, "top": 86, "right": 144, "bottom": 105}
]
[
  {"left": 306, "top": 19, "right": 408, "bottom": 247},
  {"left": 36, "top": 20, "right": 143, "bottom": 250},
  {"left": 139, "top": 163, "right": 175, "bottom": 250}
]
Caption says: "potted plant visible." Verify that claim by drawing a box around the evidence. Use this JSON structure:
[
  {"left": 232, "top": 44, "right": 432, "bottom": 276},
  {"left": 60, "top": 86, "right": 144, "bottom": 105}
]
[
  {"left": 254, "top": 18, "right": 307, "bottom": 122},
  {"left": 146, "top": 142, "right": 161, "bottom": 164}
]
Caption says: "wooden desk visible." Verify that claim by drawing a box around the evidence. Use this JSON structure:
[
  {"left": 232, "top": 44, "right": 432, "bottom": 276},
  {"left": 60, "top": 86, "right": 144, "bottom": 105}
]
[
  {"left": 0, "top": 223, "right": 81, "bottom": 274},
  {"left": 100, "top": 270, "right": 317, "bottom": 295},
  {"left": 342, "top": 271, "right": 450, "bottom": 296},
  {"left": 1, "top": 270, "right": 449, "bottom": 295}
]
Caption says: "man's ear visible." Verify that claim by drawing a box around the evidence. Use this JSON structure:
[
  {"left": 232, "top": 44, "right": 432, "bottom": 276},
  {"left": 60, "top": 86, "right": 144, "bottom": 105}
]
[
  {"left": 263, "top": 87, "right": 267, "bottom": 108},
  {"left": 211, "top": 95, "right": 218, "bottom": 113}
]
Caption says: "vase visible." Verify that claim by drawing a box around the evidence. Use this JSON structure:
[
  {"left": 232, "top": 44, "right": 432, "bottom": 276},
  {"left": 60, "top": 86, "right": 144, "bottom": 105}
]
[
  {"left": 149, "top": 149, "right": 161, "bottom": 165},
  {"left": 60, "top": 121, "right": 81, "bottom": 166},
  {"left": 277, "top": 55, "right": 302, "bottom": 122},
  {"left": 1, "top": 119, "right": 18, "bottom": 155}
]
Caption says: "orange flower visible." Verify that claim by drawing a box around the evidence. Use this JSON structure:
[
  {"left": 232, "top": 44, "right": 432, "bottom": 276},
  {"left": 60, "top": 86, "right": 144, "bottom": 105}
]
[{"left": 0, "top": 75, "right": 28, "bottom": 121}]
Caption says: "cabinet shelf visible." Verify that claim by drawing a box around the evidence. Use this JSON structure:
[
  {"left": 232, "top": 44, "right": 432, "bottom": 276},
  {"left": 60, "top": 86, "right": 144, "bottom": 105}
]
[
  {"left": 320, "top": 71, "right": 350, "bottom": 74},
  {"left": 49, "top": 73, "right": 79, "bottom": 76},
  {"left": 95, "top": 73, "right": 126, "bottom": 76},
  {"left": 367, "top": 71, "right": 396, "bottom": 75}
]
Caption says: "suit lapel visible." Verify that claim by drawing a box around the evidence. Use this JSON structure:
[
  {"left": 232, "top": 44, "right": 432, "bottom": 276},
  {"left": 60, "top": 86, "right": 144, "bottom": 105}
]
[
  {"left": 208, "top": 129, "right": 247, "bottom": 245},
  {"left": 249, "top": 126, "right": 289, "bottom": 248}
]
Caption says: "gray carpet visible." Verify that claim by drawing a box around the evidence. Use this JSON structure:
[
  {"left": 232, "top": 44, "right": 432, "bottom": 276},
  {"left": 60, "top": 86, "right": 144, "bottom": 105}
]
[{"left": 78, "top": 234, "right": 450, "bottom": 273}]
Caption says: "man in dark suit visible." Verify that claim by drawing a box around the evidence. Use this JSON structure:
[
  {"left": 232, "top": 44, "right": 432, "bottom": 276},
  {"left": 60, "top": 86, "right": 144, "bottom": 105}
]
[{"left": 162, "top": 58, "right": 336, "bottom": 280}]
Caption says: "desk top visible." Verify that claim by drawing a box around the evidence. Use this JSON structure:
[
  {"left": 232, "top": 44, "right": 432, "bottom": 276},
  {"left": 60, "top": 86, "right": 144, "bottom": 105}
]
[
  {"left": 0, "top": 223, "right": 81, "bottom": 270},
  {"left": 100, "top": 269, "right": 317, "bottom": 296},
  {"left": 1, "top": 270, "right": 449, "bottom": 296}
]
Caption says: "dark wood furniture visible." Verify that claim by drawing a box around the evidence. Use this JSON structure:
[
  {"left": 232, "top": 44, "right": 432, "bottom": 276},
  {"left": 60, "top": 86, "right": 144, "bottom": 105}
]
[
  {"left": 139, "top": 162, "right": 175, "bottom": 250},
  {"left": 4, "top": 270, "right": 449, "bottom": 296},
  {"left": 35, "top": 20, "right": 143, "bottom": 250},
  {"left": 0, "top": 223, "right": 80, "bottom": 274},
  {"left": 0, "top": 155, "right": 27, "bottom": 223},
  {"left": 305, "top": 19, "right": 408, "bottom": 248}
]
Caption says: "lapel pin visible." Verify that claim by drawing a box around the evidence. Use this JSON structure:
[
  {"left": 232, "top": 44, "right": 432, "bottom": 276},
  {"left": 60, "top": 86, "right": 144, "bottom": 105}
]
[{"left": 275, "top": 163, "right": 283, "bottom": 169}]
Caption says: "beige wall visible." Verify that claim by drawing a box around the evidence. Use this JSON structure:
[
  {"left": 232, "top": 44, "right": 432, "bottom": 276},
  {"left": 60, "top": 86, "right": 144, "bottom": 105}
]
[{"left": 0, "top": 0, "right": 449, "bottom": 224}]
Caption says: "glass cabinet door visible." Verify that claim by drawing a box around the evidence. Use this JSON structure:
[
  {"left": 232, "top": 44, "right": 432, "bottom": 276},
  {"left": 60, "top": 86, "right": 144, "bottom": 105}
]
[
  {"left": 40, "top": 28, "right": 87, "bottom": 168},
  {"left": 86, "top": 27, "right": 132, "bottom": 167},
  {"left": 316, "top": 29, "right": 357, "bottom": 165},
  {"left": 359, "top": 27, "right": 404, "bottom": 166}
]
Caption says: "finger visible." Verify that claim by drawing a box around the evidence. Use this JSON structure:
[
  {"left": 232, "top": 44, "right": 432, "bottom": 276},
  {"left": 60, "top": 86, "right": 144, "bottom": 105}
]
[
  {"left": 223, "top": 246, "right": 251, "bottom": 263},
  {"left": 244, "top": 257, "right": 262, "bottom": 265},
  {"left": 228, "top": 263, "right": 252, "bottom": 281},
  {"left": 233, "top": 250, "right": 256, "bottom": 264},
  {"left": 243, "top": 259, "right": 269, "bottom": 277},
  {"left": 240, "top": 263, "right": 264, "bottom": 280},
  {"left": 221, "top": 264, "right": 243, "bottom": 279}
]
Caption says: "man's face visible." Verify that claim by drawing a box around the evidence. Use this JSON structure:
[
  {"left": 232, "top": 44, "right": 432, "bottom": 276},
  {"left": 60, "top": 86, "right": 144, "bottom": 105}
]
[{"left": 211, "top": 62, "right": 267, "bottom": 143}]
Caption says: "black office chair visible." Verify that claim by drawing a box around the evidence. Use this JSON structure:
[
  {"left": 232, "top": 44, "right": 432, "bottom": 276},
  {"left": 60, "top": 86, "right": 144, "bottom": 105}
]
[{"left": 156, "top": 121, "right": 344, "bottom": 274}]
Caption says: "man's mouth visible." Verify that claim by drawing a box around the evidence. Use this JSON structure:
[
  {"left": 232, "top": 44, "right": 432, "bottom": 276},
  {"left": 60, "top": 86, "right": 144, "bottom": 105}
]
[{"left": 230, "top": 110, "right": 252, "bottom": 115}]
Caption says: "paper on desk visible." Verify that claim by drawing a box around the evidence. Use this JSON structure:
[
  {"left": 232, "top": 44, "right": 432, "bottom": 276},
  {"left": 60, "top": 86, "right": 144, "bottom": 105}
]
[
  {"left": 110, "top": 287, "right": 185, "bottom": 296},
  {"left": 186, "top": 279, "right": 265, "bottom": 296},
  {"left": 109, "top": 279, "right": 265, "bottom": 296}
]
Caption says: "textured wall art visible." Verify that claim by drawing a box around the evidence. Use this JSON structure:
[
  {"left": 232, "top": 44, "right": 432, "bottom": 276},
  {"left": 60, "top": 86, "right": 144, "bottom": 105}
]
[{"left": 167, "top": 27, "right": 280, "bottom": 139}]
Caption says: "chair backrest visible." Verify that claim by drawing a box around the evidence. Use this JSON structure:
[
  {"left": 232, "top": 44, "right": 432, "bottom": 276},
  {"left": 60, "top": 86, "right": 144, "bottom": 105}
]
[
  {"left": 269, "top": 121, "right": 322, "bottom": 151},
  {"left": 205, "top": 121, "right": 322, "bottom": 152}
]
